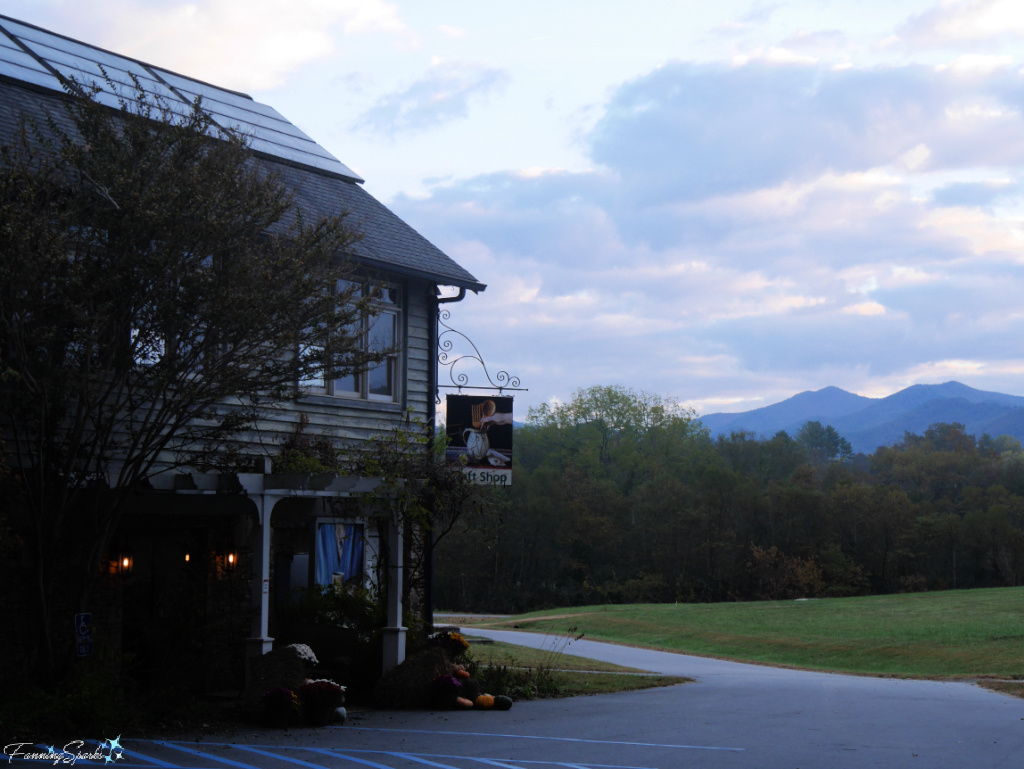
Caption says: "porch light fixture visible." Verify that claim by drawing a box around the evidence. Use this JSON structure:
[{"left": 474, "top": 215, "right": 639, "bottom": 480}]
[
  {"left": 218, "top": 545, "right": 238, "bottom": 571},
  {"left": 117, "top": 550, "right": 134, "bottom": 574}
]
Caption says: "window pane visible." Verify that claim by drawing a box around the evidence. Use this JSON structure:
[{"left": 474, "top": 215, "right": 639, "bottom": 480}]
[
  {"left": 176, "top": 328, "right": 204, "bottom": 372},
  {"left": 336, "top": 279, "right": 361, "bottom": 298},
  {"left": 332, "top": 323, "right": 362, "bottom": 395},
  {"left": 299, "top": 344, "right": 325, "bottom": 389},
  {"left": 366, "top": 313, "right": 396, "bottom": 399},
  {"left": 370, "top": 283, "right": 397, "bottom": 305},
  {"left": 367, "top": 313, "right": 395, "bottom": 351},
  {"left": 332, "top": 370, "right": 360, "bottom": 395},
  {"left": 367, "top": 358, "right": 394, "bottom": 399},
  {"left": 131, "top": 327, "right": 165, "bottom": 366}
]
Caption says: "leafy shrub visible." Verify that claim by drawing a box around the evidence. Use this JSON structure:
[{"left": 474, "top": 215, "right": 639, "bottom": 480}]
[{"left": 464, "top": 649, "right": 560, "bottom": 701}]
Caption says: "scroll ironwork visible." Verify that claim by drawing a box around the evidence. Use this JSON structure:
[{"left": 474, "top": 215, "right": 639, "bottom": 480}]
[{"left": 437, "top": 307, "right": 524, "bottom": 400}]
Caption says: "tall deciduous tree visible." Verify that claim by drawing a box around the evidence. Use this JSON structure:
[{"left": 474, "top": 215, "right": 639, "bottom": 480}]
[
  {"left": 796, "top": 420, "right": 853, "bottom": 466},
  {"left": 0, "top": 82, "right": 383, "bottom": 680}
]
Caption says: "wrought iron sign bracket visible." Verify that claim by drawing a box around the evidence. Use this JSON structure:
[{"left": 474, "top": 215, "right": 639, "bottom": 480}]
[{"left": 437, "top": 307, "right": 525, "bottom": 402}]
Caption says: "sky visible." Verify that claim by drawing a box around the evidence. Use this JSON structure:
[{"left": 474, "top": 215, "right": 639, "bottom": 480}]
[{"left": 7, "top": 0, "right": 1024, "bottom": 418}]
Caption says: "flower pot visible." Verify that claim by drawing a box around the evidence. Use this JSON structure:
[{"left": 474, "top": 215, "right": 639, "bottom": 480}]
[{"left": 304, "top": 707, "right": 335, "bottom": 727}]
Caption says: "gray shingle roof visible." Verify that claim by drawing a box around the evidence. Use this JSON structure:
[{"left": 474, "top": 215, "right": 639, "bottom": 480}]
[{"left": 0, "top": 15, "right": 485, "bottom": 292}]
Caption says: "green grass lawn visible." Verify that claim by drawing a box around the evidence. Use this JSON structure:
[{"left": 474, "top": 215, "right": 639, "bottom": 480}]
[
  {"left": 460, "top": 639, "right": 692, "bottom": 698},
  {"left": 459, "top": 586, "right": 1024, "bottom": 679},
  {"left": 465, "top": 639, "right": 649, "bottom": 672}
]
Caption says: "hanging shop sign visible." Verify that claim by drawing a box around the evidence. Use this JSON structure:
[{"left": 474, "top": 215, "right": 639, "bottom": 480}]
[{"left": 445, "top": 394, "right": 513, "bottom": 485}]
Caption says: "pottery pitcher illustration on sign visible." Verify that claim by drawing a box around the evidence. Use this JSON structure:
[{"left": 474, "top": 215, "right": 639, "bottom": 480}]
[{"left": 446, "top": 394, "right": 514, "bottom": 485}]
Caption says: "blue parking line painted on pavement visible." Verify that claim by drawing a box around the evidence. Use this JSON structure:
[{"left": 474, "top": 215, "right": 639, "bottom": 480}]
[
  {"left": 158, "top": 743, "right": 660, "bottom": 769},
  {"left": 388, "top": 752, "right": 463, "bottom": 769},
  {"left": 347, "top": 727, "right": 744, "bottom": 752},
  {"left": 120, "top": 741, "right": 181, "bottom": 766},
  {"left": 133, "top": 741, "right": 666, "bottom": 769},
  {"left": 302, "top": 747, "right": 402, "bottom": 769},
  {"left": 154, "top": 741, "right": 263, "bottom": 769},
  {"left": 233, "top": 744, "right": 340, "bottom": 768},
  {"left": 239, "top": 744, "right": 412, "bottom": 769},
  {"left": 326, "top": 748, "right": 658, "bottom": 769},
  {"left": 379, "top": 750, "right": 656, "bottom": 769},
  {"left": 467, "top": 759, "right": 525, "bottom": 769}
]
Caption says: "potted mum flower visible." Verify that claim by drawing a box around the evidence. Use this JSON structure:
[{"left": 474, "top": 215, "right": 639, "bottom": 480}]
[
  {"left": 299, "top": 679, "right": 346, "bottom": 726},
  {"left": 427, "top": 630, "right": 470, "bottom": 660}
]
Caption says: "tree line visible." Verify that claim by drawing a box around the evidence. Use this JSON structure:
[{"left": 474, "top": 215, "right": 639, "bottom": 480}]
[{"left": 434, "top": 385, "right": 1024, "bottom": 611}]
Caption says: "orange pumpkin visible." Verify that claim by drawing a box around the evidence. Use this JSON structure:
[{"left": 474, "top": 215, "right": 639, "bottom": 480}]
[
  {"left": 453, "top": 668, "right": 471, "bottom": 679},
  {"left": 475, "top": 694, "right": 495, "bottom": 709}
]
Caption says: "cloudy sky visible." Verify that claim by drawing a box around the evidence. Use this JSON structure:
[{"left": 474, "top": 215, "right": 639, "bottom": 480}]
[{"left": 8, "top": 0, "right": 1024, "bottom": 416}]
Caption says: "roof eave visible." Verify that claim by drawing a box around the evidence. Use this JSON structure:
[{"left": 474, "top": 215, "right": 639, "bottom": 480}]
[{"left": 350, "top": 255, "right": 486, "bottom": 294}]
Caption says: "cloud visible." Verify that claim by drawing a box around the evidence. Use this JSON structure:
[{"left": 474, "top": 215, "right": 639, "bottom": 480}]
[
  {"left": 897, "top": 0, "right": 1024, "bottom": 49},
  {"left": 354, "top": 60, "right": 509, "bottom": 137},
  {"left": 51, "top": 0, "right": 417, "bottom": 91},
  {"left": 394, "top": 57, "right": 1024, "bottom": 412},
  {"left": 922, "top": 207, "right": 1024, "bottom": 256},
  {"left": 843, "top": 302, "right": 887, "bottom": 316},
  {"left": 437, "top": 25, "right": 468, "bottom": 38},
  {"left": 587, "top": 61, "right": 1024, "bottom": 204},
  {"left": 713, "top": 3, "right": 785, "bottom": 35},
  {"left": 932, "top": 179, "right": 1019, "bottom": 207},
  {"left": 778, "top": 29, "right": 852, "bottom": 55}
]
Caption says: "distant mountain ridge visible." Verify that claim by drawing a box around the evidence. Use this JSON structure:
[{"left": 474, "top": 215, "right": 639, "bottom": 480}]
[{"left": 698, "top": 382, "right": 1024, "bottom": 454}]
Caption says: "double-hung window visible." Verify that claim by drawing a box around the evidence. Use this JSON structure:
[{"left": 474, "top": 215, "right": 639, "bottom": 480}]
[{"left": 301, "top": 281, "right": 401, "bottom": 402}]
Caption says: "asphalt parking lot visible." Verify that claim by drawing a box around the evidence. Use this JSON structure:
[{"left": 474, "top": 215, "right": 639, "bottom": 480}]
[{"left": 15, "top": 631, "right": 1022, "bottom": 769}]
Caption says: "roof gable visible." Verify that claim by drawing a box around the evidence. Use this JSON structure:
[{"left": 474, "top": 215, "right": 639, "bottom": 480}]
[
  {"left": 0, "top": 15, "right": 485, "bottom": 292},
  {"left": 0, "top": 15, "right": 362, "bottom": 182}
]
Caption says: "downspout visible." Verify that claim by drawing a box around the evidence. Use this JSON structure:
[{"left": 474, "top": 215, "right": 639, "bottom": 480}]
[{"left": 426, "top": 286, "right": 469, "bottom": 632}]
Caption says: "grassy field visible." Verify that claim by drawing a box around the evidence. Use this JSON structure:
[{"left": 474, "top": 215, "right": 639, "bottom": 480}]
[{"left": 458, "top": 586, "right": 1024, "bottom": 680}]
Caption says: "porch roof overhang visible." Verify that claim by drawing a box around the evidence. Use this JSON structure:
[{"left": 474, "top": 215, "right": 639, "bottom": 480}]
[{"left": 139, "top": 471, "right": 392, "bottom": 499}]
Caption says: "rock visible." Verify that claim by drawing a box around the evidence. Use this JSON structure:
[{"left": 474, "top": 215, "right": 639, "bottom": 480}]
[{"left": 246, "top": 645, "right": 312, "bottom": 711}]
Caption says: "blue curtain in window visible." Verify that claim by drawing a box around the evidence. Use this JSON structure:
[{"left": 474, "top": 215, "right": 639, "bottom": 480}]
[
  {"left": 340, "top": 524, "right": 364, "bottom": 583},
  {"left": 315, "top": 524, "right": 340, "bottom": 585},
  {"left": 315, "top": 524, "right": 364, "bottom": 585}
]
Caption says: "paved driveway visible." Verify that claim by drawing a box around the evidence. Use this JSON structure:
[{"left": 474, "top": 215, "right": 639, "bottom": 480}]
[{"left": 33, "top": 630, "right": 1022, "bottom": 769}]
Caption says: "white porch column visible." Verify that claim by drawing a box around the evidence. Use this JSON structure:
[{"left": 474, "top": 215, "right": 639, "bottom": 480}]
[
  {"left": 245, "top": 487, "right": 284, "bottom": 673},
  {"left": 381, "top": 515, "right": 407, "bottom": 673}
]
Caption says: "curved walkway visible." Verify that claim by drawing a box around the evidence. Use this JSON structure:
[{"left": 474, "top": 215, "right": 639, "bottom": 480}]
[{"left": 461, "top": 628, "right": 1024, "bottom": 768}]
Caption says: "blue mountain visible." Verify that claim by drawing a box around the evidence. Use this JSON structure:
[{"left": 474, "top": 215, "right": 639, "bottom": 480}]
[{"left": 698, "top": 382, "right": 1024, "bottom": 454}]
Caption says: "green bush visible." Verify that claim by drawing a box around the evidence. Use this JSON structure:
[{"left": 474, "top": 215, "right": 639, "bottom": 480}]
[{"left": 466, "top": 652, "right": 560, "bottom": 700}]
